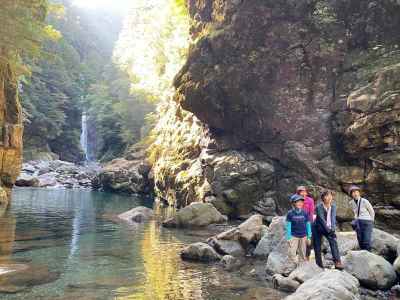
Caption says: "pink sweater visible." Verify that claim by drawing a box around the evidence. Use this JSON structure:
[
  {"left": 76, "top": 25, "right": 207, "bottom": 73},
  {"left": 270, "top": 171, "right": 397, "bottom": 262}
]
[{"left": 303, "top": 196, "right": 315, "bottom": 222}]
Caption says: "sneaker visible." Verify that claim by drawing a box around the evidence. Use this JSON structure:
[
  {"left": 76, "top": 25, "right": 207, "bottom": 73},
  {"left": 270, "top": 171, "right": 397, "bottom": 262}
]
[{"left": 334, "top": 262, "right": 344, "bottom": 270}]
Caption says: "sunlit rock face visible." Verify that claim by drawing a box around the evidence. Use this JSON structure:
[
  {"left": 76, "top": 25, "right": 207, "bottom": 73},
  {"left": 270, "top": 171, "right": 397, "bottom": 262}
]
[
  {"left": 151, "top": 0, "right": 400, "bottom": 227},
  {"left": 0, "top": 64, "right": 23, "bottom": 206}
]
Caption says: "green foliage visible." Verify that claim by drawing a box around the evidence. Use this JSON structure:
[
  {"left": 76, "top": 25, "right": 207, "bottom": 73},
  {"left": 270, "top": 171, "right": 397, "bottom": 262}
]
[{"left": 0, "top": 0, "right": 60, "bottom": 76}]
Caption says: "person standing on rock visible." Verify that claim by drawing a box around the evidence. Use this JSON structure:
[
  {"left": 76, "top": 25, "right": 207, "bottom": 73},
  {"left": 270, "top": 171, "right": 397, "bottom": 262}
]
[
  {"left": 348, "top": 185, "right": 375, "bottom": 251},
  {"left": 286, "top": 194, "right": 312, "bottom": 267},
  {"left": 313, "top": 191, "right": 344, "bottom": 270},
  {"left": 296, "top": 186, "right": 315, "bottom": 260}
]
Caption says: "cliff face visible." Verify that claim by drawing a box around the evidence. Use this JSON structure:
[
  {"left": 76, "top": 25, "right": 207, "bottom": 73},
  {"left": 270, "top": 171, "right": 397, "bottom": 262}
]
[
  {"left": 0, "top": 65, "right": 23, "bottom": 206},
  {"left": 149, "top": 0, "right": 400, "bottom": 228}
]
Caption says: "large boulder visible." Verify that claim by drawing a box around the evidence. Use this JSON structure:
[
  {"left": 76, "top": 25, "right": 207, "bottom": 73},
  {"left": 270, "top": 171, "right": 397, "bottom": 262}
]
[
  {"left": 288, "top": 262, "right": 324, "bottom": 284},
  {"left": 117, "top": 207, "right": 154, "bottom": 224},
  {"left": 162, "top": 202, "right": 227, "bottom": 228},
  {"left": 15, "top": 173, "right": 39, "bottom": 187},
  {"left": 265, "top": 251, "right": 296, "bottom": 276},
  {"left": 180, "top": 242, "right": 221, "bottom": 262},
  {"left": 343, "top": 250, "right": 397, "bottom": 290},
  {"left": 207, "top": 238, "right": 245, "bottom": 257},
  {"left": 325, "top": 231, "right": 358, "bottom": 257},
  {"left": 37, "top": 173, "right": 58, "bottom": 187},
  {"left": 207, "top": 214, "right": 264, "bottom": 252},
  {"left": 372, "top": 229, "right": 400, "bottom": 262},
  {"left": 254, "top": 216, "right": 286, "bottom": 257},
  {"left": 285, "top": 270, "right": 360, "bottom": 300}
]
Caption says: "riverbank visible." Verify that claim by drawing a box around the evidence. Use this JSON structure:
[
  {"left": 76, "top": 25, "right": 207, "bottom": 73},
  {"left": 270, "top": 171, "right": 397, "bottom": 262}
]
[{"left": 15, "top": 160, "right": 101, "bottom": 189}]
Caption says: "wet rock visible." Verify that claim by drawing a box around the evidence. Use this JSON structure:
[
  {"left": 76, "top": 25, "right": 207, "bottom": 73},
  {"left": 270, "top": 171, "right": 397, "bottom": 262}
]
[
  {"left": 162, "top": 202, "right": 227, "bottom": 228},
  {"left": 208, "top": 238, "right": 245, "bottom": 257},
  {"left": 219, "top": 255, "right": 244, "bottom": 271},
  {"left": 0, "top": 263, "right": 60, "bottom": 293},
  {"left": 254, "top": 216, "right": 286, "bottom": 257},
  {"left": 181, "top": 242, "right": 221, "bottom": 262},
  {"left": 272, "top": 274, "right": 300, "bottom": 293},
  {"left": 15, "top": 174, "right": 39, "bottom": 187},
  {"left": 117, "top": 206, "right": 154, "bottom": 224},
  {"left": 343, "top": 250, "right": 397, "bottom": 290},
  {"left": 372, "top": 229, "right": 400, "bottom": 262},
  {"left": 285, "top": 270, "right": 360, "bottom": 300},
  {"left": 288, "top": 262, "right": 323, "bottom": 284}
]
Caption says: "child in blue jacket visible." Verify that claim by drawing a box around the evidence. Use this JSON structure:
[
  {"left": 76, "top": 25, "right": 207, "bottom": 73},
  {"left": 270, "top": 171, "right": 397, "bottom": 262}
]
[{"left": 286, "top": 194, "right": 312, "bottom": 266}]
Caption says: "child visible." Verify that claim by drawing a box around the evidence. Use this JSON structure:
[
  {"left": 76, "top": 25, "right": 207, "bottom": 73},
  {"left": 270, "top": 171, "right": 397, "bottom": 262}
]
[
  {"left": 313, "top": 191, "right": 344, "bottom": 270},
  {"left": 348, "top": 185, "right": 375, "bottom": 251},
  {"left": 286, "top": 194, "right": 311, "bottom": 266},
  {"left": 296, "top": 186, "right": 315, "bottom": 260}
]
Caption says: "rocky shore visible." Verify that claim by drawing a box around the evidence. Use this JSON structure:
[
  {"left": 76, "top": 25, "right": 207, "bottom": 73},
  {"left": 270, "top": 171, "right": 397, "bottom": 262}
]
[
  {"left": 134, "top": 202, "right": 400, "bottom": 299},
  {"left": 15, "top": 160, "right": 100, "bottom": 189}
]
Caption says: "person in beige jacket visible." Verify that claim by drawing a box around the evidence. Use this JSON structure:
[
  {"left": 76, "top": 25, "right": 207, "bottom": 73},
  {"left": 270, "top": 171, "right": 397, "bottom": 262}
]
[{"left": 348, "top": 185, "right": 375, "bottom": 251}]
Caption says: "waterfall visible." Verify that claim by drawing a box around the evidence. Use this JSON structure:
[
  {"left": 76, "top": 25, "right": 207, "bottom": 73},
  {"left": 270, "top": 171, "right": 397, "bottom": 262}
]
[{"left": 80, "top": 112, "right": 90, "bottom": 161}]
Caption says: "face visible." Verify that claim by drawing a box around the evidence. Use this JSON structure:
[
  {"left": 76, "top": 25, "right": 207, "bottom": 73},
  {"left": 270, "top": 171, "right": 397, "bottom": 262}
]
[
  {"left": 323, "top": 193, "right": 333, "bottom": 206},
  {"left": 351, "top": 190, "right": 361, "bottom": 199},
  {"left": 298, "top": 190, "right": 307, "bottom": 197},
  {"left": 294, "top": 200, "right": 304, "bottom": 209}
]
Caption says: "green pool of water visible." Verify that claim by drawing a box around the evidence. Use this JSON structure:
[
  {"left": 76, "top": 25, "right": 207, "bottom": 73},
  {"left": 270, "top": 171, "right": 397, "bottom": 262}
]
[{"left": 0, "top": 188, "right": 283, "bottom": 300}]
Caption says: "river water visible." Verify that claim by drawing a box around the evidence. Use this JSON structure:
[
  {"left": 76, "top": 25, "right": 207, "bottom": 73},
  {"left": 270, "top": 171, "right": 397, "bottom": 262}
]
[{"left": 0, "top": 188, "right": 283, "bottom": 300}]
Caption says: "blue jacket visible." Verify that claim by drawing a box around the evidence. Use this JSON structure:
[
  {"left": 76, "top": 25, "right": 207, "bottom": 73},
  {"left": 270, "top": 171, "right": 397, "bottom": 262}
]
[
  {"left": 315, "top": 203, "right": 337, "bottom": 234},
  {"left": 286, "top": 208, "right": 311, "bottom": 240}
]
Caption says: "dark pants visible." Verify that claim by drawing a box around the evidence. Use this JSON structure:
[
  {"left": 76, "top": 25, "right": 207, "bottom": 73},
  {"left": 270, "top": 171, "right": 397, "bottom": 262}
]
[
  {"left": 356, "top": 219, "right": 373, "bottom": 251},
  {"left": 313, "top": 225, "right": 341, "bottom": 268}
]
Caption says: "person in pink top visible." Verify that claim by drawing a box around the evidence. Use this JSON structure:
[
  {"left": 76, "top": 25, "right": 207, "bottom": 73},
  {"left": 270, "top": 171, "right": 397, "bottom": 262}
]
[{"left": 296, "top": 186, "right": 315, "bottom": 260}]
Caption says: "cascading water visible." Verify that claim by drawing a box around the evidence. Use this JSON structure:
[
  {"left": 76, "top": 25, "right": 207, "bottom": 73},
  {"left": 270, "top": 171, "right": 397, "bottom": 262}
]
[{"left": 80, "top": 112, "right": 90, "bottom": 162}]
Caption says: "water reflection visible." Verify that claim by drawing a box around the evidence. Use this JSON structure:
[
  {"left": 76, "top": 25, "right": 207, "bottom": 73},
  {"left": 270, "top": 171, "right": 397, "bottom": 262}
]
[{"left": 0, "top": 188, "right": 278, "bottom": 300}]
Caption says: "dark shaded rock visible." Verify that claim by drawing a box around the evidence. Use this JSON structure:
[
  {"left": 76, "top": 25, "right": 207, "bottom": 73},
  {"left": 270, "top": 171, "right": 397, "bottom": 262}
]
[
  {"left": 181, "top": 242, "right": 221, "bottom": 262},
  {"left": 372, "top": 229, "right": 400, "bottom": 263},
  {"left": 15, "top": 174, "right": 39, "bottom": 187}
]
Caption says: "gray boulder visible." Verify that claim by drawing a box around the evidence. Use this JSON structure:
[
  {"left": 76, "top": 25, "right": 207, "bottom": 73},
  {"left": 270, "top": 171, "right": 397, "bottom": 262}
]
[
  {"left": 118, "top": 206, "right": 154, "bottom": 224},
  {"left": 208, "top": 238, "right": 245, "bottom": 257},
  {"left": 37, "top": 173, "right": 58, "bottom": 187},
  {"left": 15, "top": 173, "right": 39, "bottom": 187},
  {"left": 272, "top": 274, "right": 300, "bottom": 293},
  {"left": 372, "top": 229, "right": 400, "bottom": 262},
  {"left": 254, "top": 216, "right": 286, "bottom": 257},
  {"left": 343, "top": 250, "right": 397, "bottom": 290},
  {"left": 219, "top": 255, "right": 244, "bottom": 271},
  {"left": 181, "top": 242, "right": 221, "bottom": 262},
  {"left": 288, "top": 261, "right": 324, "bottom": 284},
  {"left": 162, "top": 202, "right": 227, "bottom": 228},
  {"left": 265, "top": 251, "right": 296, "bottom": 276},
  {"left": 285, "top": 270, "right": 360, "bottom": 300}
]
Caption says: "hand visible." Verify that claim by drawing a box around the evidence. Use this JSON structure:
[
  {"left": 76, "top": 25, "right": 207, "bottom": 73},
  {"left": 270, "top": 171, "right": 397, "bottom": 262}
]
[{"left": 306, "top": 239, "right": 311, "bottom": 246}]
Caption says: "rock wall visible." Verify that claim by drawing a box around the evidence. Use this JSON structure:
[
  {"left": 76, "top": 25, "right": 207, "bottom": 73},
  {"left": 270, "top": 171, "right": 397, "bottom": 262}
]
[
  {"left": 0, "top": 64, "right": 23, "bottom": 206},
  {"left": 146, "top": 0, "right": 400, "bottom": 228}
]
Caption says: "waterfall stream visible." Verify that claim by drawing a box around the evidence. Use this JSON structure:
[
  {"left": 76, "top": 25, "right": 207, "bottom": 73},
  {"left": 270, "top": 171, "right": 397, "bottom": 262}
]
[{"left": 80, "top": 112, "right": 90, "bottom": 161}]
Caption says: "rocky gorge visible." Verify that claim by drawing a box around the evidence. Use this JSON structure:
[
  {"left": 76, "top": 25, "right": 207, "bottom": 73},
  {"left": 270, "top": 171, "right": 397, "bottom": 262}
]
[{"left": 92, "top": 0, "right": 400, "bottom": 233}]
